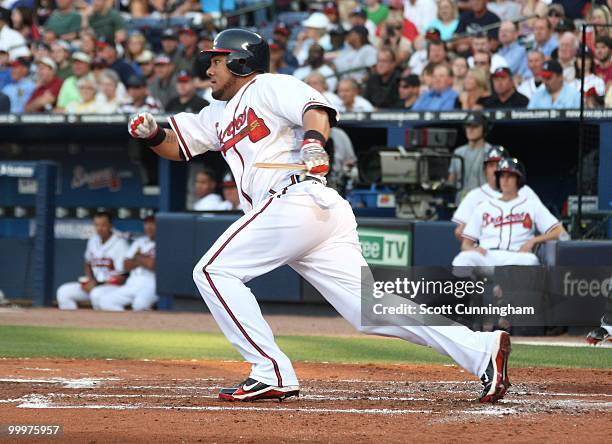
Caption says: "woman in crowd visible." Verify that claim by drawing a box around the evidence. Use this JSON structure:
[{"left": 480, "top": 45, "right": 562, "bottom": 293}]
[
  {"left": 452, "top": 56, "right": 469, "bottom": 94},
  {"left": 79, "top": 30, "right": 98, "bottom": 60},
  {"left": 96, "top": 69, "right": 123, "bottom": 113},
  {"left": 11, "top": 6, "right": 40, "bottom": 42},
  {"left": 426, "top": 0, "right": 459, "bottom": 42},
  {"left": 585, "top": 5, "right": 612, "bottom": 50},
  {"left": 459, "top": 68, "right": 490, "bottom": 110},
  {"left": 125, "top": 32, "right": 147, "bottom": 65},
  {"left": 66, "top": 76, "right": 99, "bottom": 114}
]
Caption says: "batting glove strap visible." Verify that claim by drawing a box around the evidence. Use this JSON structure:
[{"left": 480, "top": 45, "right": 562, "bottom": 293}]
[
  {"left": 128, "top": 112, "right": 159, "bottom": 140},
  {"left": 301, "top": 139, "right": 329, "bottom": 176}
]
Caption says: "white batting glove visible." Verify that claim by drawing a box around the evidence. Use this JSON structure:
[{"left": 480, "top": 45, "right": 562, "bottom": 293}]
[
  {"left": 128, "top": 112, "right": 158, "bottom": 139},
  {"left": 300, "top": 139, "right": 329, "bottom": 176}
]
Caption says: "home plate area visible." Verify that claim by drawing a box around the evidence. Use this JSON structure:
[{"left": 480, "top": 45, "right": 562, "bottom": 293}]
[{"left": 0, "top": 359, "right": 610, "bottom": 443}]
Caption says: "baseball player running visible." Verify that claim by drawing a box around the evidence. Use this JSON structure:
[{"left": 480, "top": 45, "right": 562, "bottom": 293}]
[
  {"left": 97, "top": 216, "right": 158, "bottom": 311},
  {"left": 128, "top": 29, "right": 511, "bottom": 403},
  {"left": 453, "top": 158, "right": 564, "bottom": 268},
  {"left": 452, "top": 146, "right": 540, "bottom": 241},
  {"left": 57, "top": 211, "right": 129, "bottom": 310}
]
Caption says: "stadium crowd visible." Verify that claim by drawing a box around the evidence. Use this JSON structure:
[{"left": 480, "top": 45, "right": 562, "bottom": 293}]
[{"left": 0, "top": 0, "right": 611, "bottom": 113}]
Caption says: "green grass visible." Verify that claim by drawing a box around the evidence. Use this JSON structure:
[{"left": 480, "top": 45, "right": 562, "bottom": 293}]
[{"left": 0, "top": 325, "right": 610, "bottom": 368}]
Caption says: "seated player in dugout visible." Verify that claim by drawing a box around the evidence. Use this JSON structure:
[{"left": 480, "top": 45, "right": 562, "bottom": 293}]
[
  {"left": 56, "top": 211, "right": 129, "bottom": 310},
  {"left": 451, "top": 146, "right": 540, "bottom": 241},
  {"left": 97, "top": 216, "right": 158, "bottom": 311},
  {"left": 192, "top": 168, "right": 226, "bottom": 211},
  {"left": 452, "top": 158, "right": 565, "bottom": 268}
]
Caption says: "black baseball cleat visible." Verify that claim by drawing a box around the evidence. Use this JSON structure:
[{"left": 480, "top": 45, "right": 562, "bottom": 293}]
[
  {"left": 218, "top": 378, "right": 299, "bottom": 402},
  {"left": 586, "top": 327, "right": 611, "bottom": 345},
  {"left": 479, "top": 331, "right": 511, "bottom": 403}
]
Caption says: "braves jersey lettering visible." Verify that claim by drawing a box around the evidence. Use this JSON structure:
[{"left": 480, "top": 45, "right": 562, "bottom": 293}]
[
  {"left": 168, "top": 74, "right": 336, "bottom": 212},
  {"left": 463, "top": 197, "right": 560, "bottom": 251},
  {"left": 84, "top": 232, "right": 129, "bottom": 282}
]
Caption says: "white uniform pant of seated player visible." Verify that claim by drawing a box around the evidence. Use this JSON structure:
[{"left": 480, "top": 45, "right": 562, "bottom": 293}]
[
  {"left": 192, "top": 180, "right": 500, "bottom": 388},
  {"left": 96, "top": 276, "right": 158, "bottom": 311},
  {"left": 56, "top": 282, "right": 116, "bottom": 310},
  {"left": 452, "top": 250, "right": 540, "bottom": 267}
]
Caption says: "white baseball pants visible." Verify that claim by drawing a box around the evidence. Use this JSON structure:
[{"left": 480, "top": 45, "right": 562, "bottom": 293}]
[
  {"left": 452, "top": 250, "right": 540, "bottom": 267},
  {"left": 56, "top": 282, "right": 116, "bottom": 310},
  {"left": 192, "top": 181, "right": 499, "bottom": 387},
  {"left": 97, "top": 276, "right": 158, "bottom": 311}
]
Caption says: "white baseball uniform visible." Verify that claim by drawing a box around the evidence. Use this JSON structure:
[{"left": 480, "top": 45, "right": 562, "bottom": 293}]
[
  {"left": 98, "top": 236, "right": 158, "bottom": 311},
  {"left": 452, "top": 183, "right": 540, "bottom": 226},
  {"left": 56, "top": 232, "right": 129, "bottom": 310},
  {"left": 193, "top": 193, "right": 226, "bottom": 211},
  {"left": 169, "top": 73, "right": 501, "bottom": 387},
  {"left": 453, "top": 195, "right": 561, "bottom": 268}
]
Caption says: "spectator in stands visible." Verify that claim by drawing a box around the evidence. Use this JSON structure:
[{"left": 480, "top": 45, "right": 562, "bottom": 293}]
[
  {"left": 337, "top": 77, "right": 375, "bottom": 112},
  {"left": 333, "top": 25, "right": 377, "bottom": 82},
  {"left": 81, "top": 0, "right": 127, "bottom": 43},
  {"left": 0, "top": 89, "right": 8, "bottom": 112},
  {"left": 480, "top": 66, "right": 529, "bottom": 108},
  {"left": 294, "top": 12, "right": 332, "bottom": 66},
  {"left": 293, "top": 43, "right": 337, "bottom": 92},
  {"left": 97, "top": 36, "right": 135, "bottom": 86},
  {"left": 0, "top": 7, "right": 30, "bottom": 60},
  {"left": 2, "top": 57, "right": 35, "bottom": 113},
  {"left": 304, "top": 71, "right": 343, "bottom": 108},
  {"left": 455, "top": 0, "right": 501, "bottom": 40},
  {"left": 572, "top": 47, "right": 606, "bottom": 108},
  {"left": 398, "top": 74, "right": 421, "bottom": 108},
  {"left": 10, "top": 7, "right": 40, "bottom": 42},
  {"left": 594, "top": 36, "right": 612, "bottom": 83},
  {"left": 412, "top": 63, "right": 458, "bottom": 110},
  {"left": 366, "top": 0, "right": 389, "bottom": 25},
  {"left": 546, "top": 4, "right": 565, "bottom": 35},
  {"left": 97, "top": 215, "right": 157, "bottom": 312},
  {"left": 528, "top": 59, "right": 580, "bottom": 109},
  {"left": 497, "top": 21, "right": 529, "bottom": 80},
  {"left": 556, "top": 31, "right": 577, "bottom": 82},
  {"left": 410, "top": 36, "right": 448, "bottom": 75},
  {"left": 554, "top": 0, "right": 592, "bottom": 20},
  {"left": 56, "top": 51, "right": 92, "bottom": 111},
  {"left": 0, "top": 49, "right": 11, "bottom": 91},
  {"left": 66, "top": 75, "right": 98, "bottom": 113},
  {"left": 193, "top": 169, "right": 226, "bottom": 211},
  {"left": 472, "top": 51, "right": 493, "bottom": 75},
  {"left": 197, "top": 30, "right": 214, "bottom": 52},
  {"left": 51, "top": 40, "right": 73, "bottom": 80},
  {"left": 78, "top": 30, "right": 98, "bottom": 60},
  {"left": 44, "top": 0, "right": 81, "bottom": 41},
  {"left": 124, "top": 32, "right": 147, "bottom": 66},
  {"left": 468, "top": 33, "right": 508, "bottom": 72},
  {"left": 118, "top": 74, "right": 162, "bottom": 113},
  {"left": 419, "top": 61, "right": 437, "bottom": 92},
  {"left": 176, "top": 26, "right": 199, "bottom": 74},
  {"left": 364, "top": 48, "right": 402, "bottom": 108},
  {"left": 219, "top": 172, "right": 241, "bottom": 211},
  {"left": 426, "top": 0, "right": 459, "bottom": 41},
  {"left": 533, "top": 17, "right": 558, "bottom": 57},
  {"left": 459, "top": 67, "right": 490, "bottom": 109},
  {"left": 165, "top": 70, "right": 209, "bottom": 113},
  {"left": 25, "top": 57, "right": 63, "bottom": 112},
  {"left": 585, "top": 5, "right": 612, "bottom": 50},
  {"left": 376, "top": 0, "right": 418, "bottom": 45},
  {"left": 488, "top": 0, "right": 521, "bottom": 21},
  {"left": 273, "top": 23, "right": 299, "bottom": 68},
  {"left": 95, "top": 69, "right": 122, "bottom": 113},
  {"left": 328, "top": 24, "right": 347, "bottom": 56},
  {"left": 516, "top": 0, "right": 547, "bottom": 35},
  {"left": 518, "top": 50, "right": 545, "bottom": 98},
  {"left": 323, "top": 2, "right": 341, "bottom": 26},
  {"left": 149, "top": 55, "right": 178, "bottom": 109},
  {"left": 348, "top": 6, "right": 377, "bottom": 43},
  {"left": 447, "top": 112, "right": 491, "bottom": 196},
  {"left": 268, "top": 40, "right": 294, "bottom": 75},
  {"left": 452, "top": 56, "right": 469, "bottom": 93},
  {"left": 376, "top": 13, "right": 413, "bottom": 65},
  {"left": 403, "top": 0, "right": 438, "bottom": 34},
  {"left": 134, "top": 50, "right": 155, "bottom": 84},
  {"left": 56, "top": 211, "right": 129, "bottom": 310},
  {"left": 160, "top": 29, "right": 181, "bottom": 66}
]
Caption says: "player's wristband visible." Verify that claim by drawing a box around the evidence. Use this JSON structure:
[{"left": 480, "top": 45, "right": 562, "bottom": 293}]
[
  {"left": 144, "top": 127, "right": 166, "bottom": 147},
  {"left": 302, "top": 130, "right": 326, "bottom": 148}
]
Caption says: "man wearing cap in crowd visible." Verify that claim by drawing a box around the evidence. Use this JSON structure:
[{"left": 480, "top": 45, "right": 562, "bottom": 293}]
[
  {"left": 333, "top": 25, "right": 377, "bottom": 82},
  {"left": 294, "top": 12, "right": 332, "bottom": 66},
  {"left": 398, "top": 74, "right": 421, "bottom": 108},
  {"left": 527, "top": 59, "right": 580, "bottom": 109},
  {"left": 160, "top": 29, "right": 181, "bottom": 65},
  {"left": 408, "top": 28, "right": 444, "bottom": 75},
  {"left": 176, "top": 25, "right": 198, "bottom": 74},
  {"left": 24, "top": 57, "right": 63, "bottom": 112},
  {"left": 480, "top": 67, "right": 529, "bottom": 108},
  {"left": 268, "top": 39, "right": 295, "bottom": 75},
  {"left": 98, "top": 36, "right": 135, "bottom": 86},
  {"left": 118, "top": 74, "right": 162, "bottom": 113},
  {"left": 348, "top": 5, "right": 378, "bottom": 44},
  {"left": 56, "top": 51, "right": 93, "bottom": 111},
  {"left": 50, "top": 40, "right": 73, "bottom": 80},
  {"left": 272, "top": 23, "right": 298, "bottom": 68},
  {"left": 81, "top": 0, "right": 127, "bottom": 44},
  {"left": 149, "top": 55, "right": 178, "bottom": 109},
  {"left": 44, "top": 0, "right": 81, "bottom": 41},
  {"left": 165, "top": 70, "right": 209, "bottom": 113},
  {"left": 497, "top": 21, "right": 529, "bottom": 80},
  {"left": 134, "top": 49, "right": 155, "bottom": 84},
  {"left": 0, "top": 7, "right": 30, "bottom": 60},
  {"left": 1, "top": 57, "right": 35, "bottom": 113},
  {"left": 403, "top": 0, "right": 438, "bottom": 34}
]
